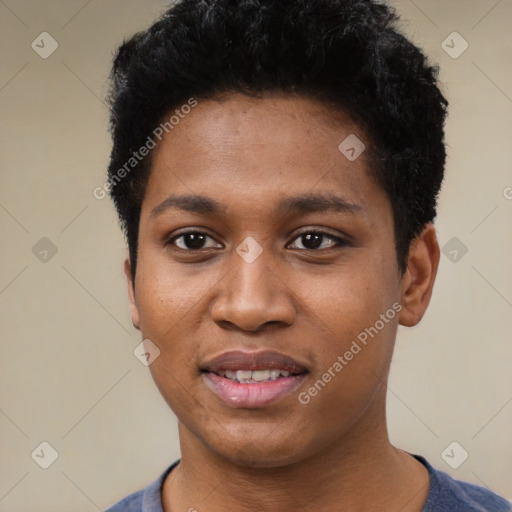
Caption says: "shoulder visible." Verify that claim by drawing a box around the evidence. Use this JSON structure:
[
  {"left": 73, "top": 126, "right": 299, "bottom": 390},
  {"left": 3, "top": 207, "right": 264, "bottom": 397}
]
[
  {"left": 416, "top": 455, "right": 511, "bottom": 512},
  {"left": 105, "top": 489, "right": 143, "bottom": 512},
  {"left": 104, "top": 460, "right": 180, "bottom": 512}
]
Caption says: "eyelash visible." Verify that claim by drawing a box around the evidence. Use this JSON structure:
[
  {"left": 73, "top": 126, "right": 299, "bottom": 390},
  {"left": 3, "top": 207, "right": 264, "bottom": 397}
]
[{"left": 165, "top": 229, "right": 349, "bottom": 252}]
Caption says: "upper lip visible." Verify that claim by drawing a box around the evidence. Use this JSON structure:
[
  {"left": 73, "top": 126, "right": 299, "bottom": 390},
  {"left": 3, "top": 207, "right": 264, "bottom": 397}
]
[{"left": 201, "top": 350, "right": 308, "bottom": 374}]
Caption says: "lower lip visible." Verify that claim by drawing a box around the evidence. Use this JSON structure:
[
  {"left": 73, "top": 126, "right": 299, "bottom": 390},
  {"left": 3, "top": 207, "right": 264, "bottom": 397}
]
[{"left": 203, "top": 372, "right": 307, "bottom": 408}]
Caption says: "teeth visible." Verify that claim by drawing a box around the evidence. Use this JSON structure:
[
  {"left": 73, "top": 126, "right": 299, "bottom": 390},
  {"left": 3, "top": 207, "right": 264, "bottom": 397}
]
[
  {"left": 236, "top": 370, "right": 252, "bottom": 381},
  {"left": 251, "top": 370, "right": 270, "bottom": 382},
  {"left": 217, "top": 369, "right": 295, "bottom": 383},
  {"left": 269, "top": 369, "right": 281, "bottom": 380}
]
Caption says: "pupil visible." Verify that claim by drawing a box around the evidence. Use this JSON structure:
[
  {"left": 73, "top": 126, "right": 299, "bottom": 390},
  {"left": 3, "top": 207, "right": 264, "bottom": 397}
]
[
  {"left": 185, "top": 233, "right": 206, "bottom": 249},
  {"left": 302, "top": 233, "right": 322, "bottom": 249}
]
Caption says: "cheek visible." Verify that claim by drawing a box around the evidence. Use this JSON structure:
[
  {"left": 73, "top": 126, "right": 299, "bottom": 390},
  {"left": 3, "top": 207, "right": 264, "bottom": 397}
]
[
  {"left": 133, "top": 263, "right": 208, "bottom": 389},
  {"left": 295, "top": 260, "right": 399, "bottom": 396},
  {"left": 295, "top": 256, "right": 398, "bottom": 342},
  {"left": 134, "top": 254, "right": 211, "bottom": 335}
]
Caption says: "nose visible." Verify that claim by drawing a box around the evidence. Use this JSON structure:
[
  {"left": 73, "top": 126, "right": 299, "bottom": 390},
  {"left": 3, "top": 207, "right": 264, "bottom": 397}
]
[{"left": 211, "top": 249, "right": 296, "bottom": 332}]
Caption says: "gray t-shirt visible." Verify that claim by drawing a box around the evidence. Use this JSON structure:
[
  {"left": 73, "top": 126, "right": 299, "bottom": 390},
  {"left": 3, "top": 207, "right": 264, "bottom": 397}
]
[{"left": 105, "top": 455, "right": 511, "bottom": 511}]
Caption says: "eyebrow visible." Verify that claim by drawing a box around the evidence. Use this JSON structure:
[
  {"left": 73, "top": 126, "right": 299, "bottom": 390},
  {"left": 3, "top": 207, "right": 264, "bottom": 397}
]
[
  {"left": 277, "top": 193, "right": 364, "bottom": 216},
  {"left": 149, "top": 192, "right": 364, "bottom": 219},
  {"left": 150, "top": 194, "right": 226, "bottom": 218}
]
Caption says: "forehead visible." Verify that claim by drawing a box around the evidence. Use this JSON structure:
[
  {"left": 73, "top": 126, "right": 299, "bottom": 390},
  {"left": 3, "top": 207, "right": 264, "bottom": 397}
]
[{"left": 142, "top": 93, "right": 387, "bottom": 218}]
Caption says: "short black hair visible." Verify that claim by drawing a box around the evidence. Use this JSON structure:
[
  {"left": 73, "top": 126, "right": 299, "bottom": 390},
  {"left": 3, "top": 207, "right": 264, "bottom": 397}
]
[{"left": 107, "top": 0, "right": 448, "bottom": 279}]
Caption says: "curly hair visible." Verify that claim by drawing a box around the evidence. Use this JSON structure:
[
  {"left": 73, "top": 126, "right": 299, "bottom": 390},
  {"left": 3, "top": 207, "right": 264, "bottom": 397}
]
[{"left": 106, "top": 0, "right": 448, "bottom": 278}]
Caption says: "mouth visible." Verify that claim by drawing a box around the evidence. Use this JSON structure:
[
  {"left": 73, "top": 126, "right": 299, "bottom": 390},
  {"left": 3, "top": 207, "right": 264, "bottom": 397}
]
[{"left": 201, "top": 350, "right": 309, "bottom": 408}]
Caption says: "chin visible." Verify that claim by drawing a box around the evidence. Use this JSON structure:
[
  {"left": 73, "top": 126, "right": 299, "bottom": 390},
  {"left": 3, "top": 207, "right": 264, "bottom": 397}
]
[
  {"left": 224, "top": 447, "right": 306, "bottom": 469},
  {"left": 202, "top": 426, "right": 316, "bottom": 469}
]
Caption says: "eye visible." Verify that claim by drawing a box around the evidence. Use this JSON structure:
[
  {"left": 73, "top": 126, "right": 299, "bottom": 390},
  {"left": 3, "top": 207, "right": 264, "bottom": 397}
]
[
  {"left": 168, "top": 231, "right": 222, "bottom": 250},
  {"left": 288, "top": 231, "right": 346, "bottom": 250}
]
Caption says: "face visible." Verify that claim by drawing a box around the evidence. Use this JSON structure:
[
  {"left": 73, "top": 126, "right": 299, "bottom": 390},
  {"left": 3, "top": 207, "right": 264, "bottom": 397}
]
[{"left": 126, "top": 94, "right": 432, "bottom": 468}]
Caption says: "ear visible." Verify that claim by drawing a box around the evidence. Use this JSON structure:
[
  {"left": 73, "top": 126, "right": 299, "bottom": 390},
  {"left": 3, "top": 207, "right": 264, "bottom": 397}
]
[
  {"left": 398, "top": 224, "right": 440, "bottom": 327},
  {"left": 124, "top": 256, "right": 140, "bottom": 330}
]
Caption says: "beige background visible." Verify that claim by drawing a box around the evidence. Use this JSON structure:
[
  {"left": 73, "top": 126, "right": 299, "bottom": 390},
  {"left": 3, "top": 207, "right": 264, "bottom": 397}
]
[{"left": 0, "top": 0, "right": 511, "bottom": 510}]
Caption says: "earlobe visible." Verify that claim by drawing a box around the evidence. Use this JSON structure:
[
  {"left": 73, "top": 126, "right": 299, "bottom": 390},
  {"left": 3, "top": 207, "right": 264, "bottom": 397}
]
[
  {"left": 398, "top": 224, "right": 440, "bottom": 327},
  {"left": 124, "top": 256, "right": 140, "bottom": 330}
]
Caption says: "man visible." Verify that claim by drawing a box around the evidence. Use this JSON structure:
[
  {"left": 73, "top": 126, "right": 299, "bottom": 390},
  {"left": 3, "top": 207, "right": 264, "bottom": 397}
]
[{"left": 105, "top": 0, "right": 511, "bottom": 510}]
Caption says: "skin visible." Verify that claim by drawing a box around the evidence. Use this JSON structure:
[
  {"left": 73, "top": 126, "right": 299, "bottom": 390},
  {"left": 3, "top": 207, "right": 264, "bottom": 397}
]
[{"left": 125, "top": 93, "right": 440, "bottom": 511}]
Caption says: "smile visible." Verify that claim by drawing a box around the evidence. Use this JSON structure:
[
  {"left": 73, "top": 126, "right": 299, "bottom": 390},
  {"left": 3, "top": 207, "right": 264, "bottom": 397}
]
[
  {"left": 201, "top": 350, "right": 309, "bottom": 408},
  {"left": 214, "top": 368, "right": 293, "bottom": 383}
]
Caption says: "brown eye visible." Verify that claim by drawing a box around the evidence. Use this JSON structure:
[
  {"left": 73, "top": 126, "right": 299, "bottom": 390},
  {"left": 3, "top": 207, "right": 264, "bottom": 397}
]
[
  {"left": 300, "top": 233, "right": 323, "bottom": 249},
  {"left": 170, "top": 232, "right": 222, "bottom": 250},
  {"left": 288, "top": 231, "right": 345, "bottom": 250}
]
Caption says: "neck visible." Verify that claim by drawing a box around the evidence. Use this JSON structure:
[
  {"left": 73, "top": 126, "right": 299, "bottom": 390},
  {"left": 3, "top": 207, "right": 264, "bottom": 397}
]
[{"left": 162, "top": 391, "right": 429, "bottom": 511}]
